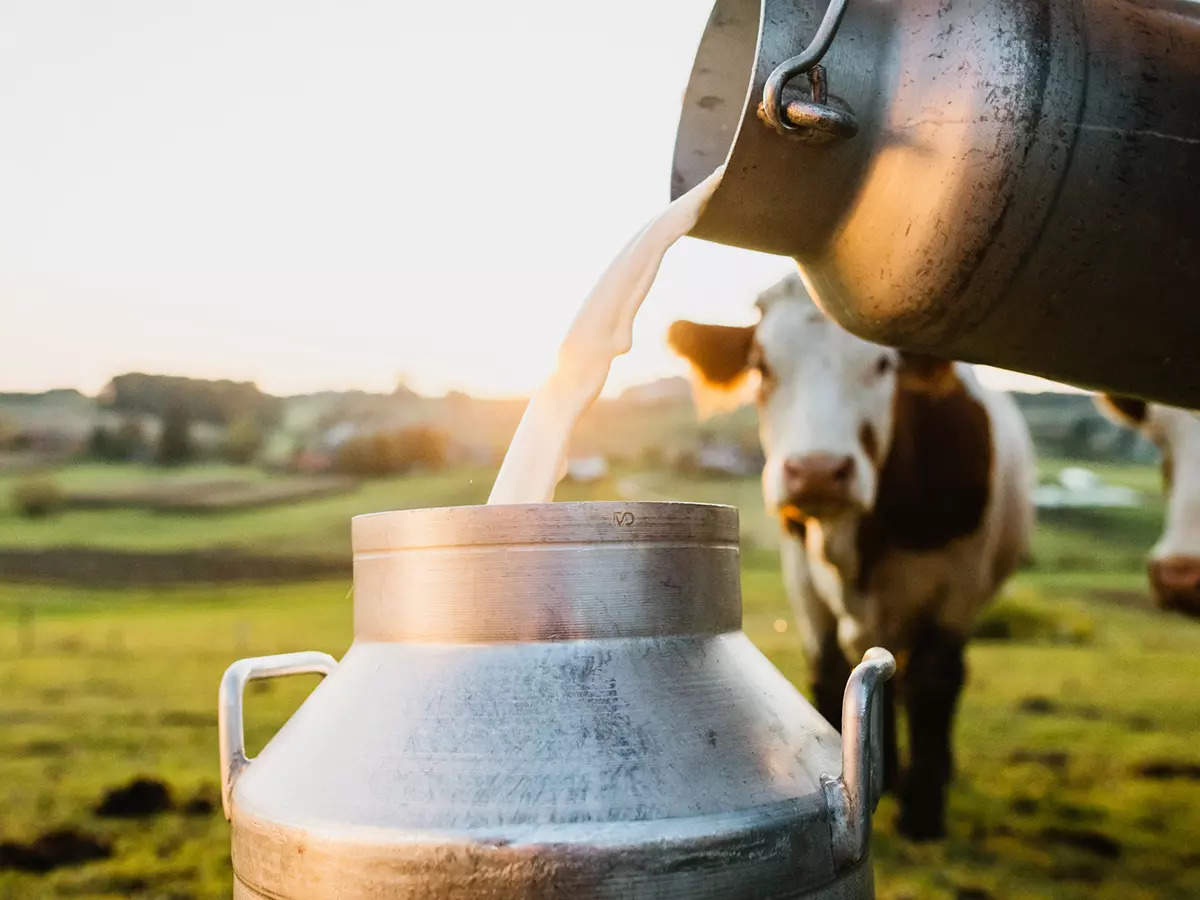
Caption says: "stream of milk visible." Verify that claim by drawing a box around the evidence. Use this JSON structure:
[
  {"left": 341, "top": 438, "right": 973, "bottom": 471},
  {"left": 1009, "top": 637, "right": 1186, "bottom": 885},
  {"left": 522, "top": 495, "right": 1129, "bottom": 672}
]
[{"left": 488, "top": 167, "right": 724, "bottom": 505}]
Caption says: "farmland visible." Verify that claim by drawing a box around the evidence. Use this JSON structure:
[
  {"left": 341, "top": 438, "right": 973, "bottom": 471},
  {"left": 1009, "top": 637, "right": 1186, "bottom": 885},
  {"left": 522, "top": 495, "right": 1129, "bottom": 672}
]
[{"left": 0, "top": 461, "right": 1198, "bottom": 899}]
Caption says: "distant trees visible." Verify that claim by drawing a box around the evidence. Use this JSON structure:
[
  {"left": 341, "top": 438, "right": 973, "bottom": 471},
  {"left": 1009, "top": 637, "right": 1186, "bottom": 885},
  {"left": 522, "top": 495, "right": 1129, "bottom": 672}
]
[
  {"left": 335, "top": 426, "right": 448, "bottom": 476},
  {"left": 100, "top": 373, "right": 279, "bottom": 429},
  {"left": 0, "top": 415, "right": 19, "bottom": 450},
  {"left": 156, "top": 406, "right": 194, "bottom": 466},
  {"left": 224, "top": 415, "right": 264, "bottom": 464},
  {"left": 1010, "top": 392, "right": 1157, "bottom": 462},
  {"left": 97, "top": 373, "right": 279, "bottom": 466},
  {"left": 87, "top": 420, "right": 148, "bottom": 461}
]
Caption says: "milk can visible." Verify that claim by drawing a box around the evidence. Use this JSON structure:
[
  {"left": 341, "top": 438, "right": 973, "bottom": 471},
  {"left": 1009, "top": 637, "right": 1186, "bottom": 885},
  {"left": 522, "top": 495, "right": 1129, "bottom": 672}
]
[
  {"left": 673, "top": 0, "right": 1200, "bottom": 406},
  {"left": 218, "top": 502, "right": 894, "bottom": 898}
]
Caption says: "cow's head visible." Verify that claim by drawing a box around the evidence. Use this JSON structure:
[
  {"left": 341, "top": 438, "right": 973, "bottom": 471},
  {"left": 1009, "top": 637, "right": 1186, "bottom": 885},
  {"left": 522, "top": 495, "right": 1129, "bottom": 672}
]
[
  {"left": 669, "top": 274, "right": 952, "bottom": 528},
  {"left": 1098, "top": 394, "right": 1200, "bottom": 617}
]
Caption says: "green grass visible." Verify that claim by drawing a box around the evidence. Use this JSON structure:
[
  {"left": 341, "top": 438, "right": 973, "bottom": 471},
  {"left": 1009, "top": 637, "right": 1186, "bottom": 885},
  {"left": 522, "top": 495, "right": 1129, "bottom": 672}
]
[
  {"left": 0, "top": 460, "right": 1197, "bottom": 898},
  {"left": 2, "top": 570, "right": 1197, "bottom": 899},
  {"left": 0, "top": 581, "right": 349, "bottom": 899}
]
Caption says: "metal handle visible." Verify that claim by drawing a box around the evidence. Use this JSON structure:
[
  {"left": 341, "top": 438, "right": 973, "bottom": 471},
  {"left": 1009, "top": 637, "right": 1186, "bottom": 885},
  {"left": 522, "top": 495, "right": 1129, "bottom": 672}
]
[
  {"left": 760, "top": 0, "right": 857, "bottom": 141},
  {"left": 218, "top": 651, "right": 337, "bottom": 819},
  {"left": 822, "top": 647, "right": 896, "bottom": 870}
]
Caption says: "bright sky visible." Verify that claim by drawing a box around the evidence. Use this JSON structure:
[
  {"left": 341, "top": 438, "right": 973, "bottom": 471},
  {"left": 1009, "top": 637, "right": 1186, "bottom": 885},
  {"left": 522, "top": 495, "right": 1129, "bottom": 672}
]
[{"left": 1, "top": 0, "right": 1069, "bottom": 398}]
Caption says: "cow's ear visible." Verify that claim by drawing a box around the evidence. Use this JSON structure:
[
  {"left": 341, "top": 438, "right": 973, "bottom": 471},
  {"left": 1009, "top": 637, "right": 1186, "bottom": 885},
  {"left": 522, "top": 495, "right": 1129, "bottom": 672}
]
[
  {"left": 897, "top": 352, "right": 958, "bottom": 395},
  {"left": 1096, "top": 393, "right": 1149, "bottom": 427},
  {"left": 668, "top": 321, "right": 757, "bottom": 417}
]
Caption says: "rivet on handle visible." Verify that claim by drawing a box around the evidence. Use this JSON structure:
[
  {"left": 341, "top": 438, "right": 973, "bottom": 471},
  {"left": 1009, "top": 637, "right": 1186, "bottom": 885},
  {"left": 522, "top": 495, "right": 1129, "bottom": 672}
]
[{"left": 760, "top": 0, "right": 858, "bottom": 142}]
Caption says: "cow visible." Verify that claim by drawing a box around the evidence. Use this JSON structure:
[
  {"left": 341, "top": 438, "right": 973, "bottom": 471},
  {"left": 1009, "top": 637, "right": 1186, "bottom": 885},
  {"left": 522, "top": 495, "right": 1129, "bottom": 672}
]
[
  {"left": 1097, "top": 395, "right": 1200, "bottom": 617},
  {"left": 668, "top": 274, "right": 1035, "bottom": 840}
]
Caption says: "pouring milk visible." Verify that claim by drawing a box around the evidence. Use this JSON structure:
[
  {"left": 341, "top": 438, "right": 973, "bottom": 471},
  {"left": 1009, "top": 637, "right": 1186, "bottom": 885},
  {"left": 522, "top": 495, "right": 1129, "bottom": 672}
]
[{"left": 489, "top": 167, "right": 724, "bottom": 505}]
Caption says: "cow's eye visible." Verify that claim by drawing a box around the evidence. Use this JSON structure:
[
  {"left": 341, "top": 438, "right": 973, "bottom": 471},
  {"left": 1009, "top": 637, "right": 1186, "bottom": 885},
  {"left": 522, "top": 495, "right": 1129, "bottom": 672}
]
[
  {"left": 875, "top": 355, "right": 893, "bottom": 376},
  {"left": 751, "top": 352, "right": 775, "bottom": 399}
]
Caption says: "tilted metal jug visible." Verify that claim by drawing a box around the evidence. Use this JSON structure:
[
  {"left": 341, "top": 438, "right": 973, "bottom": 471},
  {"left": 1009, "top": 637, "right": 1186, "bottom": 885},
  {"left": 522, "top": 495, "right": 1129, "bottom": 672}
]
[
  {"left": 673, "top": 0, "right": 1200, "bottom": 406},
  {"left": 218, "top": 502, "right": 894, "bottom": 898}
]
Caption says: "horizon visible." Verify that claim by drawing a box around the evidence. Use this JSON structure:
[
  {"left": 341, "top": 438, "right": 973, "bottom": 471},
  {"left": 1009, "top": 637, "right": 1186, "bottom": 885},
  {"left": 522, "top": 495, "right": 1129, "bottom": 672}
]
[{"left": 3, "top": 364, "right": 1082, "bottom": 402}]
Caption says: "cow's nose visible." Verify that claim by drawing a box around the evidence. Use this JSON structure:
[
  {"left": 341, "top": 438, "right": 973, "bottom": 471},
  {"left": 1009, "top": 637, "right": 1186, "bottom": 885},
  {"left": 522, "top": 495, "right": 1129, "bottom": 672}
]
[
  {"left": 781, "top": 453, "right": 856, "bottom": 513},
  {"left": 1149, "top": 556, "right": 1200, "bottom": 618}
]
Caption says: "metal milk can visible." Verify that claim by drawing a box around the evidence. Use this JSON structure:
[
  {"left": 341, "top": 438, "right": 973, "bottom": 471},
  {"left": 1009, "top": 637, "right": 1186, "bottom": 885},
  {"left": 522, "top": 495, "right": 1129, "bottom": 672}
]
[
  {"left": 673, "top": 0, "right": 1200, "bottom": 406},
  {"left": 218, "top": 502, "right": 895, "bottom": 898}
]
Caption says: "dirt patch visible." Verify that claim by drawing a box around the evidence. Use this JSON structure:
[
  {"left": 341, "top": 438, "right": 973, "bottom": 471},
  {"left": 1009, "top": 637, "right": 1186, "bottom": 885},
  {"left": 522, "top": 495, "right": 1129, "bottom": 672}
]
[
  {"left": 1135, "top": 814, "right": 1167, "bottom": 834},
  {"left": 96, "top": 777, "right": 172, "bottom": 817},
  {"left": 64, "top": 875, "right": 150, "bottom": 894},
  {"left": 1125, "top": 713, "right": 1157, "bottom": 732},
  {"left": 973, "top": 601, "right": 1093, "bottom": 644},
  {"left": 1010, "top": 749, "right": 1070, "bottom": 770},
  {"left": 182, "top": 792, "right": 216, "bottom": 816},
  {"left": 1040, "top": 826, "right": 1122, "bottom": 859},
  {"left": 0, "top": 828, "right": 112, "bottom": 872},
  {"left": 0, "top": 546, "right": 347, "bottom": 586},
  {"left": 1053, "top": 803, "right": 1107, "bottom": 824},
  {"left": 56, "top": 868, "right": 199, "bottom": 896},
  {"left": 1134, "top": 759, "right": 1200, "bottom": 780},
  {"left": 1010, "top": 796, "right": 1039, "bottom": 815},
  {"left": 1016, "top": 696, "right": 1103, "bottom": 720},
  {"left": 1017, "top": 696, "right": 1059, "bottom": 714},
  {"left": 22, "top": 739, "right": 68, "bottom": 756}
]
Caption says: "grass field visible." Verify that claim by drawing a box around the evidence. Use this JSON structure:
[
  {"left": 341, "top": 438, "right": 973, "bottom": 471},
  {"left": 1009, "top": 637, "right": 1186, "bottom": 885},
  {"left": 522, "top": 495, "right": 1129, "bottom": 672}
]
[{"left": 1, "top": 461, "right": 1198, "bottom": 899}]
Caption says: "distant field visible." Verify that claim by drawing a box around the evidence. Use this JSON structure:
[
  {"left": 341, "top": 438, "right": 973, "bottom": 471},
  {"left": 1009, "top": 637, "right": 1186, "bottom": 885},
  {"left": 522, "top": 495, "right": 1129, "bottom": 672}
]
[
  {"left": 62, "top": 475, "right": 356, "bottom": 513},
  {"left": 0, "top": 464, "right": 496, "bottom": 560},
  {"left": 1, "top": 459, "right": 1197, "bottom": 899},
  {"left": 0, "top": 458, "right": 1166, "bottom": 564}
]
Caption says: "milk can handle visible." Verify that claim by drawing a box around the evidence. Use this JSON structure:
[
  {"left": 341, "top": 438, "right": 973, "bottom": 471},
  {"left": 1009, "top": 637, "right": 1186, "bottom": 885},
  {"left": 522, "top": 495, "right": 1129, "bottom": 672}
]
[
  {"left": 761, "top": 0, "right": 853, "bottom": 137},
  {"left": 821, "top": 647, "right": 896, "bottom": 871},
  {"left": 218, "top": 651, "right": 338, "bottom": 820}
]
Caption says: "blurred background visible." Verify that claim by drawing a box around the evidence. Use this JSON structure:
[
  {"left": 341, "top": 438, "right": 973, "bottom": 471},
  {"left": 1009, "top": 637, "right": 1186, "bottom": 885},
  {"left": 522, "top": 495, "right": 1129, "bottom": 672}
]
[{"left": 2, "top": 2, "right": 1198, "bottom": 899}]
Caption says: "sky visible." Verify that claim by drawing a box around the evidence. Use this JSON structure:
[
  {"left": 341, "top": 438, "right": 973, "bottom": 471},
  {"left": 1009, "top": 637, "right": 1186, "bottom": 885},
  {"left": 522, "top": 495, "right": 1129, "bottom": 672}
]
[{"left": 1, "top": 0, "right": 1071, "bottom": 399}]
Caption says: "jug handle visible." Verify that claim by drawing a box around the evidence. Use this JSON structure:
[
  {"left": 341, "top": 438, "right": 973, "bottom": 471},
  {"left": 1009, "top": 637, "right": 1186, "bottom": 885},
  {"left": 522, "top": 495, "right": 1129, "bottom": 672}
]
[
  {"left": 821, "top": 647, "right": 896, "bottom": 871},
  {"left": 218, "top": 651, "right": 338, "bottom": 820},
  {"left": 761, "top": 0, "right": 853, "bottom": 136}
]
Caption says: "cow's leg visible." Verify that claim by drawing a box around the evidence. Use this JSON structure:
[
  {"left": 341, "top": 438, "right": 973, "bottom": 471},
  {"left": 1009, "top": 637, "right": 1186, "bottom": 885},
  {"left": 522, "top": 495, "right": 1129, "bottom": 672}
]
[
  {"left": 815, "top": 624, "right": 900, "bottom": 795},
  {"left": 898, "top": 620, "right": 965, "bottom": 841},
  {"left": 881, "top": 678, "right": 899, "bottom": 793},
  {"left": 779, "top": 535, "right": 850, "bottom": 730},
  {"left": 812, "top": 626, "right": 852, "bottom": 731}
]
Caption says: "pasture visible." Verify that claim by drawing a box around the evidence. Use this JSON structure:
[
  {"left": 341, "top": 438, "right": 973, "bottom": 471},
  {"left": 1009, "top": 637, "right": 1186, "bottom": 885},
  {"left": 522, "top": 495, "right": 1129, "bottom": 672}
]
[{"left": 1, "top": 461, "right": 1198, "bottom": 899}]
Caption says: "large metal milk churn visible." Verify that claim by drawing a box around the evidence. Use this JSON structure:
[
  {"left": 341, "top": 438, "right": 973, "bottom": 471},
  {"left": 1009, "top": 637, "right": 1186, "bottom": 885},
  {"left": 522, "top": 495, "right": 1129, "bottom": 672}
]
[
  {"left": 673, "top": 0, "right": 1200, "bottom": 406},
  {"left": 218, "top": 502, "right": 895, "bottom": 898}
]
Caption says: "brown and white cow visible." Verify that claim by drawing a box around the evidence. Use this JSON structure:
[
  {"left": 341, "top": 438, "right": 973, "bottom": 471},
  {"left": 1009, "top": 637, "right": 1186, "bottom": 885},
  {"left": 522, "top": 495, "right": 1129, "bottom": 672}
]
[
  {"left": 1097, "top": 395, "right": 1200, "bottom": 617},
  {"left": 669, "top": 274, "right": 1035, "bottom": 840}
]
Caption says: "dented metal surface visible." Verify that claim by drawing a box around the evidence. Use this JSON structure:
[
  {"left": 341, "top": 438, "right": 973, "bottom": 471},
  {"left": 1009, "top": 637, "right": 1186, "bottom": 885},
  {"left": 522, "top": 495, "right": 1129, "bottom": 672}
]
[
  {"left": 674, "top": 0, "right": 1200, "bottom": 405},
  {"left": 219, "top": 502, "right": 894, "bottom": 897}
]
